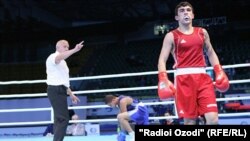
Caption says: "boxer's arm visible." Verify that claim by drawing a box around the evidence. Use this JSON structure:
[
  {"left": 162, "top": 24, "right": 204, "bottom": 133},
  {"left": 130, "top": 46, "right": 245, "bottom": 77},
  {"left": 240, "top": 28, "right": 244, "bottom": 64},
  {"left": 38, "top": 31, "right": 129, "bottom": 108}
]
[
  {"left": 158, "top": 32, "right": 174, "bottom": 72},
  {"left": 158, "top": 32, "right": 175, "bottom": 99},
  {"left": 203, "top": 28, "right": 220, "bottom": 66},
  {"left": 203, "top": 28, "right": 229, "bottom": 92},
  {"left": 119, "top": 98, "right": 130, "bottom": 113}
]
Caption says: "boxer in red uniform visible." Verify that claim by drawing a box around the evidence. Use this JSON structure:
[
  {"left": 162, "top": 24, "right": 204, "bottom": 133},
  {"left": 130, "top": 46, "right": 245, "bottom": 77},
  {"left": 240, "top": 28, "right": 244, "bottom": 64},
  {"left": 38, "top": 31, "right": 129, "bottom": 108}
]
[{"left": 157, "top": 1, "right": 229, "bottom": 125}]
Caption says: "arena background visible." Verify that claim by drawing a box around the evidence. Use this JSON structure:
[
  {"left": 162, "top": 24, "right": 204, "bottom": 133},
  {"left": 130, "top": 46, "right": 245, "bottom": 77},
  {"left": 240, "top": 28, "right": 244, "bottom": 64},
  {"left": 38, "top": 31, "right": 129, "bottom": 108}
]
[{"left": 0, "top": 0, "right": 250, "bottom": 140}]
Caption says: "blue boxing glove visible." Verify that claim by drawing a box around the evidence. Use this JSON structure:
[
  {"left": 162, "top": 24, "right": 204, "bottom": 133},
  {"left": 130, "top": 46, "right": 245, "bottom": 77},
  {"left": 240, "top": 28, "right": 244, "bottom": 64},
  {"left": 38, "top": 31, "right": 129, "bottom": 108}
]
[{"left": 117, "top": 131, "right": 126, "bottom": 141}]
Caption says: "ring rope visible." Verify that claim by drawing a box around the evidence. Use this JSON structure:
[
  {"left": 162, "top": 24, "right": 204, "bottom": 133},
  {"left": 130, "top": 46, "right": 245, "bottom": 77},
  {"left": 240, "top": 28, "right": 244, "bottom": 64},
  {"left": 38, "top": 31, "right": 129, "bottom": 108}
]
[
  {"left": 0, "top": 63, "right": 249, "bottom": 85},
  {"left": 2, "top": 112, "right": 250, "bottom": 127},
  {"left": 1, "top": 97, "right": 250, "bottom": 113},
  {"left": 0, "top": 79, "right": 250, "bottom": 99}
]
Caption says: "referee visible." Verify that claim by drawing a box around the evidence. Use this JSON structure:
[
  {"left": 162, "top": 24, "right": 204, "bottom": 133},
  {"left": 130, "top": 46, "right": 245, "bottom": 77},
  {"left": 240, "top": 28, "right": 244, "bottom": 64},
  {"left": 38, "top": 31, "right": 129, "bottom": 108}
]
[{"left": 46, "top": 39, "right": 83, "bottom": 141}]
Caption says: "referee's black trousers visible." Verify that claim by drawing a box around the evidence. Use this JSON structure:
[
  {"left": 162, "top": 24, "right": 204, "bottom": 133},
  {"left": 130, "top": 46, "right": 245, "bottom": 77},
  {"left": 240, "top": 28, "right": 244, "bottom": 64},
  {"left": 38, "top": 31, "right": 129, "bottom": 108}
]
[{"left": 47, "top": 85, "right": 69, "bottom": 141}]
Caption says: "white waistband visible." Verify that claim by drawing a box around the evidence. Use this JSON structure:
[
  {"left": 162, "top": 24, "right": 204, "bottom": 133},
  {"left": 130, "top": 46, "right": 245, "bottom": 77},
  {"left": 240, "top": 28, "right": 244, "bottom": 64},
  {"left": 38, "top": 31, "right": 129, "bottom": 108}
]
[{"left": 175, "top": 67, "right": 206, "bottom": 76}]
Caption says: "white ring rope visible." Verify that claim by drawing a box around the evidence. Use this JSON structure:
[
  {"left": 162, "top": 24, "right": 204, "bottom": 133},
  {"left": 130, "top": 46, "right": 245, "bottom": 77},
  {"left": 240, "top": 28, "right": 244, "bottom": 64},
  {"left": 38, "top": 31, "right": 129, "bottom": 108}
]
[
  {"left": 1, "top": 112, "right": 250, "bottom": 126},
  {"left": 0, "top": 79, "right": 250, "bottom": 99},
  {"left": 0, "top": 96, "right": 250, "bottom": 126},
  {"left": 0, "top": 63, "right": 249, "bottom": 127},
  {"left": 0, "top": 63, "right": 249, "bottom": 99},
  {"left": 0, "top": 63, "right": 249, "bottom": 85},
  {"left": 2, "top": 96, "right": 250, "bottom": 113}
]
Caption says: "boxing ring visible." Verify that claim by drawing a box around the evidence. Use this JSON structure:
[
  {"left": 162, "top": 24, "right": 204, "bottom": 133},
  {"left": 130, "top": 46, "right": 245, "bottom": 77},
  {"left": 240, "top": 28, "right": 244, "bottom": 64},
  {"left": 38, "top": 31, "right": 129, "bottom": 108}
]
[{"left": 0, "top": 63, "right": 250, "bottom": 141}]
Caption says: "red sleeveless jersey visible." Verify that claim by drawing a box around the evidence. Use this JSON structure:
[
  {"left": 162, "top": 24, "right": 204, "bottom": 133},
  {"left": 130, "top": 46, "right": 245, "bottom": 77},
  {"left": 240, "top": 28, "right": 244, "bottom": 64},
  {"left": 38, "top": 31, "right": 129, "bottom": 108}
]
[{"left": 172, "top": 27, "right": 206, "bottom": 68}]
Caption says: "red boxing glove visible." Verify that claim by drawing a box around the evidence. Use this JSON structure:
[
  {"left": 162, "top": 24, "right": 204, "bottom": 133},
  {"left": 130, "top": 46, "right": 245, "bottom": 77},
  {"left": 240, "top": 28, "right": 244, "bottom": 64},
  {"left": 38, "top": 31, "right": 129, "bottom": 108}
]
[
  {"left": 214, "top": 64, "right": 230, "bottom": 92},
  {"left": 158, "top": 72, "right": 176, "bottom": 99}
]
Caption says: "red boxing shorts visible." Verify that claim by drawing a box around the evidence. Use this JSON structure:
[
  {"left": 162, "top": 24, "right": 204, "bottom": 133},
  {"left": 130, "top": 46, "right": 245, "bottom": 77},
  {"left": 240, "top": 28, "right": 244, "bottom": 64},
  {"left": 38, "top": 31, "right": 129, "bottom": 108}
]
[{"left": 174, "top": 67, "right": 218, "bottom": 119}]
